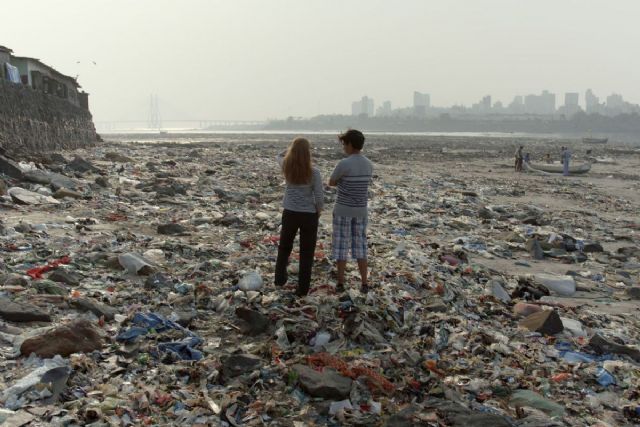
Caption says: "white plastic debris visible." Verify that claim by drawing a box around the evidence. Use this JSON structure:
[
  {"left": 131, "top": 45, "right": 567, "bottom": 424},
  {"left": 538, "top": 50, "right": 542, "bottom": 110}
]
[
  {"left": 238, "top": 271, "right": 263, "bottom": 291},
  {"left": 329, "top": 399, "right": 353, "bottom": 415}
]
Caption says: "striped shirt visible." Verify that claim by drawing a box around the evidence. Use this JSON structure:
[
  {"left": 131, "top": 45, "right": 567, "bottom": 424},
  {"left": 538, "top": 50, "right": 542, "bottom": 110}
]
[
  {"left": 277, "top": 154, "right": 324, "bottom": 213},
  {"left": 330, "top": 154, "right": 373, "bottom": 218}
]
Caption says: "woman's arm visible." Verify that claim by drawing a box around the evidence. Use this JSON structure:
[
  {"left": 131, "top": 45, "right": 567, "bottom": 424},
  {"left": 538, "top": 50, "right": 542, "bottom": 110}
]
[{"left": 313, "top": 169, "right": 324, "bottom": 214}]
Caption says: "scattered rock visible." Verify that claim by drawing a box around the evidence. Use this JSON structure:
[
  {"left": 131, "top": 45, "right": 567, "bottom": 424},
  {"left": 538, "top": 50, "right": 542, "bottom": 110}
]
[
  {"left": 0, "top": 154, "right": 24, "bottom": 179},
  {"left": 582, "top": 241, "right": 604, "bottom": 253},
  {"left": 53, "top": 187, "right": 83, "bottom": 199},
  {"left": 221, "top": 354, "right": 263, "bottom": 379},
  {"left": 490, "top": 280, "right": 511, "bottom": 303},
  {"left": 69, "top": 297, "right": 117, "bottom": 321},
  {"left": 625, "top": 287, "right": 640, "bottom": 300},
  {"left": 95, "top": 176, "right": 110, "bottom": 188},
  {"left": 7, "top": 187, "right": 60, "bottom": 205},
  {"left": 384, "top": 405, "right": 420, "bottom": 427},
  {"left": 104, "top": 152, "right": 133, "bottom": 163},
  {"left": 589, "top": 333, "right": 640, "bottom": 362},
  {"left": 525, "top": 238, "right": 544, "bottom": 260},
  {"left": 478, "top": 206, "right": 495, "bottom": 219},
  {"left": 20, "top": 319, "right": 103, "bottom": 357},
  {"left": 518, "top": 310, "right": 564, "bottom": 335},
  {"left": 2, "top": 273, "right": 28, "bottom": 287},
  {"left": 235, "top": 307, "right": 270, "bottom": 335},
  {"left": 293, "top": 364, "right": 352, "bottom": 399},
  {"left": 48, "top": 269, "right": 82, "bottom": 287},
  {"left": 513, "top": 302, "right": 543, "bottom": 318},
  {"left": 157, "top": 223, "right": 187, "bottom": 235},
  {"left": 67, "top": 156, "right": 100, "bottom": 173},
  {"left": 0, "top": 298, "right": 51, "bottom": 322},
  {"left": 424, "top": 300, "right": 448, "bottom": 313},
  {"left": 498, "top": 231, "right": 525, "bottom": 243},
  {"left": 34, "top": 280, "right": 67, "bottom": 296}
]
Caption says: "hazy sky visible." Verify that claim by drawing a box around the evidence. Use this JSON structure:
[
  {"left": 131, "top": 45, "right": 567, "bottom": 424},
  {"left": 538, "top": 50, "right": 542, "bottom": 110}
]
[{"left": 3, "top": 0, "right": 640, "bottom": 122}]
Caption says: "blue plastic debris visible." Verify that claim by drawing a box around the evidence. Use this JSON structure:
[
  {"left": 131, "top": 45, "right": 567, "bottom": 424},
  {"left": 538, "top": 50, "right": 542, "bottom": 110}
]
[
  {"left": 595, "top": 367, "right": 615, "bottom": 386},
  {"left": 116, "top": 312, "right": 203, "bottom": 361}
]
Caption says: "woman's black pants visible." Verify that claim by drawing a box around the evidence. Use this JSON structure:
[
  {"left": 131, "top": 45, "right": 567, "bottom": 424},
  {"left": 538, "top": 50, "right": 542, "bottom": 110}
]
[{"left": 274, "top": 209, "right": 319, "bottom": 296}]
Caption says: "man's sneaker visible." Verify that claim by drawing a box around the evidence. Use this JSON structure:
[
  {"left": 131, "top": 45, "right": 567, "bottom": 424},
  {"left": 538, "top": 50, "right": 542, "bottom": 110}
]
[
  {"left": 335, "top": 283, "right": 345, "bottom": 293},
  {"left": 360, "top": 283, "right": 370, "bottom": 293}
]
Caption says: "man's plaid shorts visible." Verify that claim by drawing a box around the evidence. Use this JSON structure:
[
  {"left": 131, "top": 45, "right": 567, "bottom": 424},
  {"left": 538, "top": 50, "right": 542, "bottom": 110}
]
[{"left": 331, "top": 215, "right": 368, "bottom": 261}]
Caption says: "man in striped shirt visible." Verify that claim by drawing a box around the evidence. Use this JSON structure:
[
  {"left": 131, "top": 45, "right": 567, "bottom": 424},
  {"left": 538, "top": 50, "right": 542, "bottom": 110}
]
[{"left": 329, "top": 129, "right": 373, "bottom": 293}]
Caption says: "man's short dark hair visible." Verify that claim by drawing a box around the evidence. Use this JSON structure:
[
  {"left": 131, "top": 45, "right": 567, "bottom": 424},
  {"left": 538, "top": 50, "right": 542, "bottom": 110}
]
[{"left": 339, "top": 129, "right": 365, "bottom": 150}]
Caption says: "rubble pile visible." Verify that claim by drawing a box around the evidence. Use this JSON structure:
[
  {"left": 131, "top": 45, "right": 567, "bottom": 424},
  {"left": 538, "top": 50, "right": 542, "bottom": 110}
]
[{"left": 0, "top": 134, "right": 639, "bottom": 426}]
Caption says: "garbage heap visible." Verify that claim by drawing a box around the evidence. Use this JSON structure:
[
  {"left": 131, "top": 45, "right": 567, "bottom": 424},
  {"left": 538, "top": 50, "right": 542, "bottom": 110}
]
[{"left": 0, "top": 136, "right": 639, "bottom": 426}]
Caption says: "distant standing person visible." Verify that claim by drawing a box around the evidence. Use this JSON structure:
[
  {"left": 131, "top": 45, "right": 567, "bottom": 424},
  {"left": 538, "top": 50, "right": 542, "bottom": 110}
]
[
  {"left": 329, "top": 129, "right": 373, "bottom": 293},
  {"left": 524, "top": 152, "right": 530, "bottom": 164},
  {"left": 274, "top": 137, "right": 324, "bottom": 297},
  {"left": 562, "top": 146, "right": 571, "bottom": 176},
  {"left": 515, "top": 146, "right": 524, "bottom": 172}
]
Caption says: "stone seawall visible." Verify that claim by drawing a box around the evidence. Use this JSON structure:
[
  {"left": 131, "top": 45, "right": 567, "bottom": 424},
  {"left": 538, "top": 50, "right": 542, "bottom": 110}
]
[{"left": 0, "top": 80, "right": 98, "bottom": 156}]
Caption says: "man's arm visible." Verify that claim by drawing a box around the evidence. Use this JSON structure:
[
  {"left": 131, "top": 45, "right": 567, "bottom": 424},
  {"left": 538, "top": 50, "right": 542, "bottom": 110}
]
[{"left": 328, "top": 161, "right": 343, "bottom": 186}]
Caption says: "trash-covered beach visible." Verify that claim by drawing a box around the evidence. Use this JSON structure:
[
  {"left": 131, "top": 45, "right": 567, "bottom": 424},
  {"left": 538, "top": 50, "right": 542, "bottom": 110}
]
[{"left": 1, "top": 133, "right": 639, "bottom": 426}]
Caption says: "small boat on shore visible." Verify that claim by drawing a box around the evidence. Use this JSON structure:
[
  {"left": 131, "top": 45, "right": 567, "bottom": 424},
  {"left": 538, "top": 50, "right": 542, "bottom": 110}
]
[
  {"left": 582, "top": 137, "right": 608, "bottom": 144},
  {"left": 525, "top": 161, "right": 591, "bottom": 175}
]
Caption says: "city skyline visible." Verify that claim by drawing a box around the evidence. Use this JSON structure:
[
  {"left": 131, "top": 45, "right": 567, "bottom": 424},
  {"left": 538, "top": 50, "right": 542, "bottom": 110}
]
[{"left": 348, "top": 88, "right": 640, "bottom": 119}]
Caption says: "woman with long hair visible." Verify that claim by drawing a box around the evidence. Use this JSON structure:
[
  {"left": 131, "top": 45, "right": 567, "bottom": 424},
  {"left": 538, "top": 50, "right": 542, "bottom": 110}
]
[{"left": 274, "top": 137, "right": 324, "bottom": 297}]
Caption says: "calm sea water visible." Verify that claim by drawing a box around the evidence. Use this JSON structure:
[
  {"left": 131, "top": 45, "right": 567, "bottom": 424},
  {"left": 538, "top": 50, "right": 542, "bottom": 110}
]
[{"left": 102, "top": 130, "right": 639, "bottom": 147}]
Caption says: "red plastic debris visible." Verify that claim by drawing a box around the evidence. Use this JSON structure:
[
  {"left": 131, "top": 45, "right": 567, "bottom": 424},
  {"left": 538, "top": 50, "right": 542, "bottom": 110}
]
[
  {"left": 105, "top": 212, "right": 128, "bottom": 222},
  {"left": 26, "top": 256, "right": 71, "bottom": 279}
]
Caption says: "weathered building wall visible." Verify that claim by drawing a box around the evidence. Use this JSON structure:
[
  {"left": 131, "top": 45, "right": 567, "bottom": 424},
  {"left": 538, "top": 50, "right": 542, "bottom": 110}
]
[{"left": 0, "top": 79, "right": 98, "bottom": 155}]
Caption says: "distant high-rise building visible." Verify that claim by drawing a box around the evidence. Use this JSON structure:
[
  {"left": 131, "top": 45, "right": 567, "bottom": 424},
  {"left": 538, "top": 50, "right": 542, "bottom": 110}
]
[
  {"left": 585, "top": 89, "right": 600, "bottom": 113},
  {"left": 606, "top": 93, "right": 624, "bottom": 109},
  {"left": 605, "top": 93, "right": 627, "bottom": 116},
  {"left": 524, "top": 90, "right": 555, "bottom": 115},
  {"left": 351, "top": 101, "right": 361, "bottom": 116},
  {"left": 564, "top": 92, "right": 579, "bottom": 107},
  {"left": 351, "top": 95, "right": 374, "bottom": 116},
  {"left": 540, "top": 90, "right": 555, "bottom": 114},
  {"left": 481, "top": 95, "right": 491, "bottom": 111},
  {"left": 376, "top": 100, "right": 392, "bottom": 116},
  {"left": 413, "top": 91, "right": 430, "bottom": 116},
  {"left": 471, "top": 95, "right": 492, "bottom": 113},
  {"left": 561, "top": 92, "right": 580, "bottom": 117},
  {"left": 508, "top": 95, "right": 524, "bottom": 114}
]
